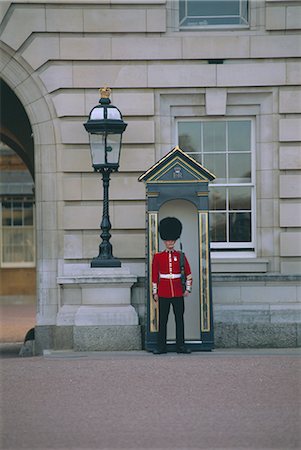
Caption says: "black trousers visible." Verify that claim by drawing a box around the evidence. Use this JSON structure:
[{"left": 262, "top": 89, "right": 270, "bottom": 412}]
[{"left": 158, "top": 296, "right": 185, "bottom": 350}]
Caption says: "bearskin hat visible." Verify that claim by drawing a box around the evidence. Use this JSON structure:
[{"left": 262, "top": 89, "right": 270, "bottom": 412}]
[{"left": 159, "top": 217, "right": 182, "bottom": 241}]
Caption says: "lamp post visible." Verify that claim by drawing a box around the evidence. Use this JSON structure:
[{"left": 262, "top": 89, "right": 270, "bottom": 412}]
[{"left": 84, "top": 87, "right": 127, "bottom": 267}]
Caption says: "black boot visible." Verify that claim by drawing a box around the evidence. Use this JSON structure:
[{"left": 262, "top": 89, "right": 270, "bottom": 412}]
[{"left": 176, "top": 346, "right": 191, "bottom": 354}]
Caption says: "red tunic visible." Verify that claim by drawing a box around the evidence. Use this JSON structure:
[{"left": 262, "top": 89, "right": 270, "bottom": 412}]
[{"left": 152, "top": 250, "right": 192, "bottom": 298}]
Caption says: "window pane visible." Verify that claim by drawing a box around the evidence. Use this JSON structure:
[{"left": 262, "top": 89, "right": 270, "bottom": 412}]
[
  {"left": 178, "top": 122, "right": 201, "bottom": 153},
  {"left": 229, "top": 187, "right": 251, "bottom": 210},
  {"left": 187, "top": 1, "right": 239, "bottom": 16},
  {"left": 24, "top": 202, "right": 33, "bottom": 225},
  {"left": 203, "top": 122, "right": 226, "bottom": 152},
  {"left": 229, "top": 212, "right": 251, "bottom": 242},
  {"left": 24, "top": 229, "right": 34, "bottom": 261},
  {"left": 2, "top": 201, "right": 12, "bottom": 226},
  {"left": 210, "top": 213, "right": 227, "bottom": 242},
  {"left": 204, "top": 153, "right": 226, "bottom": 181},
  {"left": 228, "top": 121, "right": 251, "bottom": 151},
  {"left": 209, "top": 187, "right": 226, "bottom": 211},
  {"left": 180, "top": 0, "right": 248, "bottom": 27},
  {"left": 228, "top": 153, "right": 251, "bottom": 182},
  {"left": 12, "top": 202, "right": 23, "bottom": 226}
]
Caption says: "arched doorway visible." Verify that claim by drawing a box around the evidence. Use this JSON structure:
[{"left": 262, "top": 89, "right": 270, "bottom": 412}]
[{"left": 0, "top": 79, "right": 36, "bottom": 343}]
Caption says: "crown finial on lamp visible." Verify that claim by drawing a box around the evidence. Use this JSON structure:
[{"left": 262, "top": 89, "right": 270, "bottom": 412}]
[{"left": 99, "top": 86, "right": 111, "bottom": 99}]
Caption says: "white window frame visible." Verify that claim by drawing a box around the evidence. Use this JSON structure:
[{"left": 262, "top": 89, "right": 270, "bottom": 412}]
[
  {"left": 179, "top": 0, "right": 249, "bottom": 30},
  {"left": 176, "top": 117, "right": 256, "bottom": 257},
  {"left": 0, "top": 197, "right": 36, "bottom": 268}
]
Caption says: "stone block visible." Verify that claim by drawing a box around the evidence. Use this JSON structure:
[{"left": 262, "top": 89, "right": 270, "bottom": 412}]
[
  {"left": 183, "top": 36, "right": 249, "bottom": 59},
  {"left": 265, "top": 6, "right": 285, "bottom": 30},
  {"left": 64, "top": 205, "right": 100, "bottom": 230},
  {"left": 281, "top": 261, "right": 301, "bottom": 275},
  {"left": 280, "top": 203, "right": 301, "bottom": 227},
  {"left": 27, "top": 97, "right": 52, "bottom": 125},
  {"left": 212, "top": 286, "right": 241, "bottom": 304},
  {"left": 287, "top": 5, "right": 301, "bottom": 29},
  {"left": 112, "top": 37, "right": 181, "bottom": 60},
  {"left": 39, "top": 64, "right": 73, "bottom": 93},
  {"left": 123, "top": 120, "right": 155, "bottom": 144},
  {"left": 279, "top": 118, "right": 301, "bottom": 142},
  {"left": 35, "top": 325, "right": 55, "bottom": 355},
  {"left": 83, "top": 8, "right": 146, "bottom": 33},
  {"left": 279, "top": 146, "right": 301, "bottom": 170},
  {"left": 270, "top": 304, "right": 301, "bottom": 323},
  {"left": 280, "top": 175, "right": 301, "bottom": 198},
  {"left": 32, "top": 121, "right": 56, "bottom": 145},
  {"left": 82, "top": 173, "right": 146, "bottom": 201},
  {"left": 242, "top": 285, "right": 297, "bottom": 303},
  {"left": 46, "top": 6, "right": 83, "bottom": 31},
  {"left": 217, "top": 63, "right": 286, "bottom": 87},
  {"left": 61, "top": 148, "right": 91, "bottom": 172},
  {"left": 0, "top": 6, "right": 45, "bottom": 50},
  {"left": 148, "top": 64, "right": 216, "bottom": 88},
  {"left": 74, "top": 305, "right": 138, "bottom": 326},
  {"left": 52, "top": 92, "right": 85, "bottom": 117},
  {"left": 147, "top": 8, "right": 166, "bottom": 32},
  {"left": 64, "top": 233, "right": 83, "bottom": 259},
  {"left": 251, "top": 36, "right": 301, "bottom": 58},
  {"left": 297, "top": 324, "right": 301, "bottom": 347},
  {"left": 73, "top": 325, "right": 142, "bottom": 351},
  {"left": 21, "top": 36, "right": 59, "bottom": 70},
  {"left": 120, "top": 145, "right": 156, "bottom": 172},
  {"left": 81, "top": 286, "right": 132, "bottom": 305},
  {"left": 73, "top": 62, "right": 148, "bottom": 88},
  {"left": 60, "top": 36, "right": 111, "bottom": 60},
  {"left": 205, "top": 88, "right": 227, "bottom": 115},
  {"left": 111, "top": 92, "right": 154, "bottom": 116},
  {"left": 112, "top": 202, "right": 146, "bottom": 229},
  {"left": 280, "top": 233, "right": 301, "bottom": 257},
  {"left": 238, "top": 324, "right": 297, "bottom": 348},
  {"left": 82, "top": 232, "right": 145, "bottom": 259},
  {"left": 213, "top": 323, "right": 238, "bottom": 348},
  {"left": 214, "top": 305, "right": 270, "bottom": 324},
  {"left": 54, "top": 326, "right": 73, "bottom": 350},
  {"left": 287, "top": 62, "right": 301, "bottom": 85},
  {"left": 63, "top": 175, "right": 82, "bottom": 201},
  {"left": 60, "top": 120, "right": 88, "bottom": 145},
  {"left": 279, "top": 89, "right": 301, "bottom": 113}
]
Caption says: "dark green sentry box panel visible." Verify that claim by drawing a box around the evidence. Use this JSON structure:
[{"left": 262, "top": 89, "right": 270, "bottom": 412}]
[{"left": 139, "top": 147, "right": 216, "bottom": 352}]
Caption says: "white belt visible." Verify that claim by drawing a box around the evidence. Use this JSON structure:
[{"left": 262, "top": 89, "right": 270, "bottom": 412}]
[{"left": 159, "top": 273, "right": 181, "bottom": 279}]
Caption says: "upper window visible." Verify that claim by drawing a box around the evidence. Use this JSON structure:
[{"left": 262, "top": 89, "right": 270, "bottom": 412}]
[
  {"left": 178, "top": 119, "right": 255, "bottom": 253},
  {"left": 179, "top": 0, "right": 249, "bottom": 29},
  {"left": 1, "top": 197, "right": 35, "bottom": 267}
]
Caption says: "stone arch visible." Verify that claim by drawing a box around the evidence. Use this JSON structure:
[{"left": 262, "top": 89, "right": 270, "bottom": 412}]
[{"left": 0, "top": 49, "right": 59, "bottom": 329}]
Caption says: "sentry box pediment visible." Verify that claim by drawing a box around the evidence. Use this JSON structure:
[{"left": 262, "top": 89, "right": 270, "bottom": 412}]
[
  {"left": 139, "top": 146, "right": 215, "bottom": 352},
  {"left": 138, "top": 146, "right": 215, "bottom": 211},
  {"left": 138, "top": 146, "right": 215, "bottom": 184}
]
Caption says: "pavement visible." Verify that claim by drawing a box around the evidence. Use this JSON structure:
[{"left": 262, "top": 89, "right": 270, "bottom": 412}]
[{"left": 0, "top": 345, "right": 300, "bottom": 450}]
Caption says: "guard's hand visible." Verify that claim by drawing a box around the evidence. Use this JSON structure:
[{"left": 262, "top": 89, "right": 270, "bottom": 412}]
[
  {"left": 153, "top": 294, "right": 159, "bottom": 302},
  {"left": 184, "top": 290, "right": 190, "bottom": 297}
]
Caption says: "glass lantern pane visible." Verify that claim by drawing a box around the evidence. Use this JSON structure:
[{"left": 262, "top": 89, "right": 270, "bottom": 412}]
[
  {"left": 106, "top": 133, "right": 121, "bottom": 165},
  {"left": 89, "top": 133, "right": 106, "bottom": 166},
  {"left": 90, "top": 107, "right": 104, "bottom": 120},
  {"left": 107, "top": 108, "right": 122, "bottom": 120}
]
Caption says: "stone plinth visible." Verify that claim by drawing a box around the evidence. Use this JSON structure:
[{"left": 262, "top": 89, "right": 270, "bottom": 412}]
[{"left": 56, "top": 264, "right": 141, "bottom": 351}]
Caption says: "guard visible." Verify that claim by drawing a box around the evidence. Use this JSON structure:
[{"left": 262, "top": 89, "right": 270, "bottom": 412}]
[{"left": 152, "top": 217, "right": 192, "bottom": 354}]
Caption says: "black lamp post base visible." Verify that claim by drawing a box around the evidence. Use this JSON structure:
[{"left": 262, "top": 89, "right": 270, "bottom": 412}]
[{"left": 91, "top": 257, "right": 121, "bottom": 268}]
